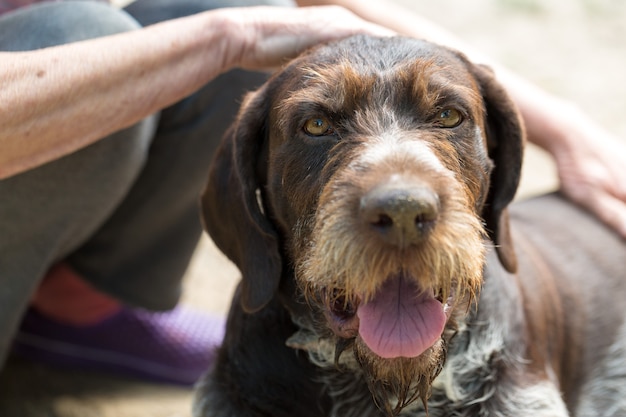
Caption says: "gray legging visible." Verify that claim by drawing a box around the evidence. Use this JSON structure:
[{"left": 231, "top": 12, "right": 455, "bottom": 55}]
[{"left": 0, "top": 0, "right": 291, "bottom": 366}]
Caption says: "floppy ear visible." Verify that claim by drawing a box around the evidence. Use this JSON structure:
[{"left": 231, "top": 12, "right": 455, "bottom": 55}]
[
  {"left": 200, "top": 86, "right": 281, "bottom": 313},
  {"left": 471, "top": 64, "right": 525, "bottom": 273}
]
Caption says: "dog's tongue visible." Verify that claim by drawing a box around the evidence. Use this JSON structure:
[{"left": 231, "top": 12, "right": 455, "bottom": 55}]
[{"left": 356, "top": 275, "right": 446, "bottom": 359}]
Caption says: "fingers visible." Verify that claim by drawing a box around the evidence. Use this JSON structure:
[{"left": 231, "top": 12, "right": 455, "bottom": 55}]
[
  {"left": 568, "top": 186, "right": 626, "bottom": 239},
  {"left": 554, "top": 124, "right": 626, "bottom": 239},
  {"left": 233, "top": 6, "right": 394, "bottom": 70},
  {"left": 593, "top": 193, "right": 626, "bottom": 239},
  {"left": 299, "top": 5, "right": 395, "bottom": 38}
]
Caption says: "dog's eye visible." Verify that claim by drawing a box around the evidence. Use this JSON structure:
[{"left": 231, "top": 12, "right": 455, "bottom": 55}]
[
  {"left": 436, "top": 109, "right": 463, "bottom": 128},
  {"left": 303, "top": 117, "right": 334, "bottom": 137}
]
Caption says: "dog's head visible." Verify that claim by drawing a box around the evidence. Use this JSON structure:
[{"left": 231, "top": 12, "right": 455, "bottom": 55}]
[{"left": 202, "top": 35, "right": 523, "bottom": 414}]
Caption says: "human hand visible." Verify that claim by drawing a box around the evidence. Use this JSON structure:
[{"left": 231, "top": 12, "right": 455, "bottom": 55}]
[
  {"left": 552, "top": 111, "right": 626, "bottom": 238},
  {"left": 218, "top": 6, "right": 394, "bottom": 71}
]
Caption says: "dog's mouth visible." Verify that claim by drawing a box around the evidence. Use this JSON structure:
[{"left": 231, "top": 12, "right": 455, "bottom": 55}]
[{"left": 323, "top": 274, "right": 452, "bottom": 360}]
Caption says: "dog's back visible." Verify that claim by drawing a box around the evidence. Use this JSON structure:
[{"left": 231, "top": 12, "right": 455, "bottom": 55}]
[{"left": 509, "top": 193, "right": 626, "bottom": 414}]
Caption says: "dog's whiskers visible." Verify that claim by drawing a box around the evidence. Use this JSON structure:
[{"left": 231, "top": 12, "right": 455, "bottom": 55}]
[{"left": 334, "top": 338, "right": 355, "bottom": 368}]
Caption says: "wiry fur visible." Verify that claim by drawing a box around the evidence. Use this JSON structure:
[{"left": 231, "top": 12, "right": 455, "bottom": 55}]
[
  {"left": 297, "top": 138, "right": 485, "bottom": 304},
  {"left": 287, "top": 41, "right": 489, "bottom": 413},
  {"left": 575, "top": 319, "right": 626, "bottom": 416},
  {"left": 196, "top": 35, "right": 626, "bottom": 417}
]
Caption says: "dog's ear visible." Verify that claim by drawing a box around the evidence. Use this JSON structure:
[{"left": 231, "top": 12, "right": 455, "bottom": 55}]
[
  {"left": 470, "top": 64, "right": 525, "bottom": 273},
  {"left": 200, "top": 86, "right": 281, "bottom": 313}
]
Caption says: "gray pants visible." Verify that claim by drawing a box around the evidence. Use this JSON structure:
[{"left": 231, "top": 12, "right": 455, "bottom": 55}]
[{"left": 0, "top": 0, "right": 290, "bottom": 366}]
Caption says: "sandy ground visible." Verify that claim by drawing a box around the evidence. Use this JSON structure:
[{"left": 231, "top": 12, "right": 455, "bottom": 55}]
[{"left": 2, "top": 0, "right": 626, "bottom": 416}]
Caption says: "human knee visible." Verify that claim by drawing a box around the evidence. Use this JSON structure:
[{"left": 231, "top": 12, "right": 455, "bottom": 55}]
[
  {"left": 0, "top": 2, "right": 141, "bottom": 51},
  {"left": 0, "top": 114, "right": 158, "bottom": 265},
  {"left": 125, "top": 0, "right": 294, "bottom": 27}
]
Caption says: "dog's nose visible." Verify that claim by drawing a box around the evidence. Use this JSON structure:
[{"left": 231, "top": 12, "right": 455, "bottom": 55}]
[{"left": 360, "top": 184, "right": 439, "bottom": 247}]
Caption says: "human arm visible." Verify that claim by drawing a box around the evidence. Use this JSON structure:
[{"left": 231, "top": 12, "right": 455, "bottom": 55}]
[
  {"left": 0, "top": 5, "right": 391, "bottom": 180},
  {"left": 297, "top": 0, "right": 626, "bottom": 237}
]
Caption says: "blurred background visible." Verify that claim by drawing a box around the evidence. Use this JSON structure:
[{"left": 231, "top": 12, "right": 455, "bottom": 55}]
[{"left": 1, "top": 0, "right": 625, "bottom": 416}]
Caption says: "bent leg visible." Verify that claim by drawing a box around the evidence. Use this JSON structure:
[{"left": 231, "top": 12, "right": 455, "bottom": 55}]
[
  {"left": 1, "top": 0, "right": 296, "bottom": 378},
  {"left": 67, "top": 0, "right": 295, "bottom": 310},
  {"left": 0, "top": 2, "right": 155, "bottom": 365}
]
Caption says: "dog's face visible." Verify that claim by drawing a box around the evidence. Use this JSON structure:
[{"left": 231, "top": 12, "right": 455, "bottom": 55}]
[{"left": 203, "top": 36, "right": 523, "bottom": 414}]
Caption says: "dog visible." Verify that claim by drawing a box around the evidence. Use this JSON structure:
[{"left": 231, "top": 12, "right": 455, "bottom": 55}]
[{"left": 194, "top": 35, "right": 626, "bottom": 417}]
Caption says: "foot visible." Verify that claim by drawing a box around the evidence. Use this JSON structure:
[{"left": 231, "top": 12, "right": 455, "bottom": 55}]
[
  {"left": 12, "top": 305, "right": 225, "bottom": 386},
  {"left": 12, "top": 262, "right": 225, "bottom": 386}
]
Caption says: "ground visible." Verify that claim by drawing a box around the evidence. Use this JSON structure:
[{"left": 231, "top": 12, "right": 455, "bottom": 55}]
[{"left": 2, "top": 0, "right": 626, "bottom": 415}]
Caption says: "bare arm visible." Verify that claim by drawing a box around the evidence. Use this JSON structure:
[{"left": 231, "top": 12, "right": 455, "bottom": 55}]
[
  {"left": 0, "top": 5, "right": 391, "bottom": 179},
  {"left": 0, "top": 10, "right": 226, "bottom": 179},
  {"left": 297, "top": 0, "right": 626, "bottom": 237}
]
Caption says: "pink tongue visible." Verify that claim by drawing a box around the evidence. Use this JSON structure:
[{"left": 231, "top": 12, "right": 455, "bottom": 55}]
[{"left": 356, "top": 275, "right": 446, "bottom": 359}]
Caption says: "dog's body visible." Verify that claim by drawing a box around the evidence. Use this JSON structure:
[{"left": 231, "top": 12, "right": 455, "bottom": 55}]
[{"left": 195, "top": 36, "right": 626, "bottom": 417}]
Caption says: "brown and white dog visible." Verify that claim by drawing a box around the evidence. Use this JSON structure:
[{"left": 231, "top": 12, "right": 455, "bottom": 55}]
[{"left": 194, "top": 35, "right": 626, "bottom": 417}]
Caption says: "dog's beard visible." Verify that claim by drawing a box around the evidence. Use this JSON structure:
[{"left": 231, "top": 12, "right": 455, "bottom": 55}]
[
  {"left": 292, "top": 168, "right": 486, "bottom": 415},
  {"left": 347, "top": 337, "right": 447, "bottom": 416},
  {"left": 296, "top": 185, "right": 486, "bottom": 307}
]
